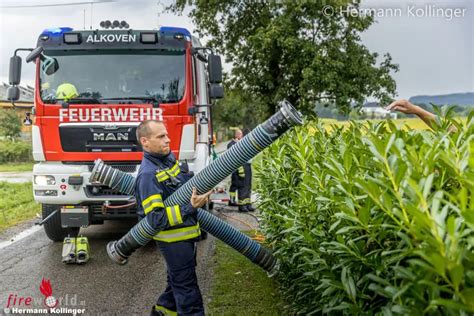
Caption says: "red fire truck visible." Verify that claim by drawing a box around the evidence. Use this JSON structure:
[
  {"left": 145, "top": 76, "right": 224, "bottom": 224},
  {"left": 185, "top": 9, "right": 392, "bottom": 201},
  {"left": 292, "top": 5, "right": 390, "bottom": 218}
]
[{"left": 7, "top": 23, "right": 223, "bottom": 241}]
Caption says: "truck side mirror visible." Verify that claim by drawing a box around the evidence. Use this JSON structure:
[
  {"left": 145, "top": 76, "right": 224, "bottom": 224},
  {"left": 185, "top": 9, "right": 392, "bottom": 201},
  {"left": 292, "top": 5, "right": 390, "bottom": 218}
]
[
  {"left": 208, "top": 54, "right": 222, "bottom": 84},
  {"left": 7, "top": 86, "right": 20, "bottom": 102},
  {"left": 209, "top": 84, "right": 224, "bottom": 99},
  {"left": 9, "top": 56, "right": 22, "bottom": 85},
  {"left": 26, "top": 46, "right": 44, "bottom": 63}
]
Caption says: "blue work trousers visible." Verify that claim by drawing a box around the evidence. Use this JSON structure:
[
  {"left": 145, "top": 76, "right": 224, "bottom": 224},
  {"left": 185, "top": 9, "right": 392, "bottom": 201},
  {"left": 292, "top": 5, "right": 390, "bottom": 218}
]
[{"left": 155, "top": 240, "right": 204, "bottom": 316}]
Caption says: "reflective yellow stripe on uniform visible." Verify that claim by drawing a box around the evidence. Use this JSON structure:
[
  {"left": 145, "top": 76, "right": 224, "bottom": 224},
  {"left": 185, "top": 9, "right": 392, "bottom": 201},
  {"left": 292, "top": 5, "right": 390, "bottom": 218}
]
[
  {"left": 165, "top": 205, "right": 183, "bottom": 227},
  {"left": 142, "top": 194, "right": 164, "bottom": 215},
  {"left": 155, "top": 161, "right": 181, "bottom": 183},
  {"left": 168, "top": 161, "right": 180, "bottom": 176},
  {"left": 156, "top": 171, "right": 169, "bottom": 182},
  {"left": 154, "top": 305, "right": 177, "bottom": 316},
  {"left": 238, "top": 198, "right": 251, "bottom": 205},
  {"left": 153, "top": 224, "right": 201, "bottom": 242}
]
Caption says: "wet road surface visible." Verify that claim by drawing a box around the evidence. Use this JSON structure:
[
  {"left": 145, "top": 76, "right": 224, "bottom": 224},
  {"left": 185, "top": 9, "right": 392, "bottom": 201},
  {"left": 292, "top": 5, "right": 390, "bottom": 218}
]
[{"left": 0, "top": 220, "right": 216, "bottom": 316}]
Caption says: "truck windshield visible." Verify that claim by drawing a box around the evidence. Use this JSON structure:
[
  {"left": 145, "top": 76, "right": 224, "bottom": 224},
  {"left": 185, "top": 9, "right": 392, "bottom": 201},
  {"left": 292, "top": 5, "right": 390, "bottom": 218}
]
[{"left": 39, "top": 50, "right": 186, "bottom": 104}]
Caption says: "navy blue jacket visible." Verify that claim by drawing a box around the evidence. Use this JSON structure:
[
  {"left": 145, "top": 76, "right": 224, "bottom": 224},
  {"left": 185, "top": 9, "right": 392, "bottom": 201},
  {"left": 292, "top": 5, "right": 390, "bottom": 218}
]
[{"left": 135, "top": 151, "right": 200, "bottom": 242}]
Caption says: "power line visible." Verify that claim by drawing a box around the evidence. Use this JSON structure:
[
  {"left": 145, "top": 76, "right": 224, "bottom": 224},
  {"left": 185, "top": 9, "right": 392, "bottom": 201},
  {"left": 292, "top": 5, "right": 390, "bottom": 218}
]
[{"left": 1, "top": 1, "right": 116, "bottom": 9}]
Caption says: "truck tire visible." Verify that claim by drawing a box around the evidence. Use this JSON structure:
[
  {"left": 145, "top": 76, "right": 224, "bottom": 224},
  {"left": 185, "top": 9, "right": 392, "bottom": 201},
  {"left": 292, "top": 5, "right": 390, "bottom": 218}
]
[{"left": 42, "top": 204, "right": 80, "bottom": 242}]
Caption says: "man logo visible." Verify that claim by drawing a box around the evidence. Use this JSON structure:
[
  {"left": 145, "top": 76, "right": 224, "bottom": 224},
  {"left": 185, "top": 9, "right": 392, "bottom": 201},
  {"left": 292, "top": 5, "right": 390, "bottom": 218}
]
[{"left": 93, "top": 133, "right": 129, "bottom": 141}]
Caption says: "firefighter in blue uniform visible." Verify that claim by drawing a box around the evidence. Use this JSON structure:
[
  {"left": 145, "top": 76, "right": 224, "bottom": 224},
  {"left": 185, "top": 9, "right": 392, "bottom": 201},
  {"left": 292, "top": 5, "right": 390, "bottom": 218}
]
[
  {"left": 135, "top": 120, "right": 212, "bottom": 316},
  {"left": 227, "top": 129, "right": 242, "bottom": 206},
  {"left": 236, "top": 128, "right": 255, "bottom": 212}
]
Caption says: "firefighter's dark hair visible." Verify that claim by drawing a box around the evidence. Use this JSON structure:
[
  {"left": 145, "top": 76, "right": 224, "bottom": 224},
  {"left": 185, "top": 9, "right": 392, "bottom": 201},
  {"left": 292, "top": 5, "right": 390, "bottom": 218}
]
[{"left": 136, "top": 120, "right": 164, "bottom": 142}]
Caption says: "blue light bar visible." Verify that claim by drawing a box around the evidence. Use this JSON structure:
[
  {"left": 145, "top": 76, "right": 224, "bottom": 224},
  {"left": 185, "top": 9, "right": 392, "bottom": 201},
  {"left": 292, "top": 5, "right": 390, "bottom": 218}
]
[
  {"left": 159, "top": 26, "right": 191, "bottom": 38},
  {"left": 41, "top": 27, "right": 73, "bottom": 36}
]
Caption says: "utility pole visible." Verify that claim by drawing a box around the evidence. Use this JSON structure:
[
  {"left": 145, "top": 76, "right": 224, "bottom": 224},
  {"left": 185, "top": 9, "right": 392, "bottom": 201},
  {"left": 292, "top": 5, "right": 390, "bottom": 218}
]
[{"left": 90, "top": 3, "right": 93, "bottom": 30}]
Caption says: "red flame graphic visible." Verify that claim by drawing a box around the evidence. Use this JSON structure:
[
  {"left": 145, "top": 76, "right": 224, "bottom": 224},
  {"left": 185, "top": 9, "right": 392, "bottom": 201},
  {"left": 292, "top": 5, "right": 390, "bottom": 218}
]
[{"left": 39, "top": 278, "right": 53, "bottom": 297}]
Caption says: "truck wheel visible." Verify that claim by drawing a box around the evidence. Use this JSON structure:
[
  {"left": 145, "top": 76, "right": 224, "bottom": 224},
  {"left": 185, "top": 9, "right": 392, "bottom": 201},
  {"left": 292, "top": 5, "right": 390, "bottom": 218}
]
[{"left": 42, "top": 204, "right": 80, "bottom": 242}]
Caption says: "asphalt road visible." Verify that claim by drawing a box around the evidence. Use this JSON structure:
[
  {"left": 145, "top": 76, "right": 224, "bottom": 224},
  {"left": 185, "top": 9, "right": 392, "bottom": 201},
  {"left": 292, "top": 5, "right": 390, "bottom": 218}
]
[
  {"left": 0, "top": 141, "right": 256, "bottom": 315},
  {"left": 0, "top": 220, "right": 216, "bottom": 316}
]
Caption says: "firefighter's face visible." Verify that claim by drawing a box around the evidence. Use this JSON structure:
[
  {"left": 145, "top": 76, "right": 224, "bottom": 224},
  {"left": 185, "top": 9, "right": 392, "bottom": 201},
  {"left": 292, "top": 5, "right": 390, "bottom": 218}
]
[{"left": 141, "top": 122, "right": 171, "bottom": 155}]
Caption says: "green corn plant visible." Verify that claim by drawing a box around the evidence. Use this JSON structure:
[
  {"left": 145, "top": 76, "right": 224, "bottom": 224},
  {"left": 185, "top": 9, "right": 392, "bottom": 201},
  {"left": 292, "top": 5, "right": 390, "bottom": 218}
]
[{"left": 256, "top": 110, "right": 474, "bottom": 315}]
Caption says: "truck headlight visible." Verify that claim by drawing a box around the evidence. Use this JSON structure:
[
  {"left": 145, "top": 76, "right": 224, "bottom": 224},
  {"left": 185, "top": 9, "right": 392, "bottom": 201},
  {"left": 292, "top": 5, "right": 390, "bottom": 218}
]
[{"left": 34, "top": 175, "right": 56, "bottom": 185}]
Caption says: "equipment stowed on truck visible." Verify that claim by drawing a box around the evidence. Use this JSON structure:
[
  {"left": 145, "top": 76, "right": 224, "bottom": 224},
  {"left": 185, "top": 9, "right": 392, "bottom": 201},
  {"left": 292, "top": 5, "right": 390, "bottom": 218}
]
[{"left": 7, "top": 21, "right": 224, "bottom": 243}]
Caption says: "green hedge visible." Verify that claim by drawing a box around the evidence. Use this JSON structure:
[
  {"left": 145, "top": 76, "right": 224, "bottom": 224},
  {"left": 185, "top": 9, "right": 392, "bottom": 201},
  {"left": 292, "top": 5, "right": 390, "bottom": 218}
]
[
  {"left": 0, "top": 141, "right": 33, "bottom": 163},
  {"left": 0, "top": 109, "right": 22, "bottom": 140},
  {"left": 256, "top": 112, "right": 474, "bottom": 314}
]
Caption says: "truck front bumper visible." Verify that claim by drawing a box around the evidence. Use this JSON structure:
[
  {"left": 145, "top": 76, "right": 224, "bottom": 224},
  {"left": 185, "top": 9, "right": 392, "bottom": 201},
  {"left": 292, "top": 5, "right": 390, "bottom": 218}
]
[{"left": 33, "top": 161, "right": 138, "bottom": 205}]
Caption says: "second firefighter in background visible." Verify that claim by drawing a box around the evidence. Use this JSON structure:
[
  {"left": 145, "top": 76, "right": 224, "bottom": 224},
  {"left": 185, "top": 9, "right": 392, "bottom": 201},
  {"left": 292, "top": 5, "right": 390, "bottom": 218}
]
[
  {"left": 227, "top": 128, "right": 255, "bottom": 212},
  {"left": 227, "top": 129, "right": 242, "bottom": 207}
]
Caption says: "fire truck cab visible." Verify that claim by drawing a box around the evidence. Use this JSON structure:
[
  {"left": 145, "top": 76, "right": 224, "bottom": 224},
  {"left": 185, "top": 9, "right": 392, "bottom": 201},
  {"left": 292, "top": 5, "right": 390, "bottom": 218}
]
[{"left": 7, "top": 24, "right": 224, "bottom": 241}]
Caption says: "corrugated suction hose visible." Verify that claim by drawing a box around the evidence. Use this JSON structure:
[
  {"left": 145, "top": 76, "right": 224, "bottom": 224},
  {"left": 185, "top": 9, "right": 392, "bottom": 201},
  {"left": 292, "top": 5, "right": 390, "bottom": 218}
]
[{"left": 90, "top": 100, "right": 303, "bottom": 273}]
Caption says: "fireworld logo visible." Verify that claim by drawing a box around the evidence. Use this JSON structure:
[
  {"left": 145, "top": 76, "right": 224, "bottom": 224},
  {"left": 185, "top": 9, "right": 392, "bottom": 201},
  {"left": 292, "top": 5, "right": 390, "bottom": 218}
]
[
  {"left": 39, "top": 278, "right": 58, "bottom": 308},
  {"left": 3, "top": 278, "right": 86, "bottom": 315}
]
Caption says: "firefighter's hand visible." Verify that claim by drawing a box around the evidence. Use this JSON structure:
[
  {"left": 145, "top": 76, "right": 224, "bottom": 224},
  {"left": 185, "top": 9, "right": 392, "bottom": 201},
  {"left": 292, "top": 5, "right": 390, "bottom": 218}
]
[
  {"left": 191, "top": 187, "right": 213, "bottom": 209},
  {"left": 385, "top": 99, "right": 421, "bottom": 115}
]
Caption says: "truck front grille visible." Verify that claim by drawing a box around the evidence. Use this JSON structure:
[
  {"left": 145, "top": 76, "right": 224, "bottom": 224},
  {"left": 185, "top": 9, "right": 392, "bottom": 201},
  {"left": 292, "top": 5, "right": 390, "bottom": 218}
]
[
  {"left": 85, "top": 185, "right": 131, "bottom": 197},
  {"left": 59, "top": 125, "right": 141, "bottom": 152},
  {"left": 87, "top": 164, "right": 138, "bottom": 173},
  {"left": 89, "top": 204, "right": 137, "bottom": 219}
]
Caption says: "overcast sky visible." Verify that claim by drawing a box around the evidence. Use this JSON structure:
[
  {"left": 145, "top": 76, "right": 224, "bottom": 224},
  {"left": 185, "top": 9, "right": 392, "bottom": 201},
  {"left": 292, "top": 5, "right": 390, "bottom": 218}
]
[{"left": 0, "top": 0, "right": 472, "bottom": 100}]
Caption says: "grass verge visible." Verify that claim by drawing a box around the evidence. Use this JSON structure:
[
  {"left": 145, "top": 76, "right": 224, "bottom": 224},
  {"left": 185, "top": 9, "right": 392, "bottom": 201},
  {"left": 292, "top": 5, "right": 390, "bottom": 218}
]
[
  {"left": 0, "top": 162, "right": 34, "bottom": 172},
  {"left": 0, "top": 181, "right": 39, "bottom": 233},
  {"left": 208, "top": 238, "right": 285, "bottom": 315}
]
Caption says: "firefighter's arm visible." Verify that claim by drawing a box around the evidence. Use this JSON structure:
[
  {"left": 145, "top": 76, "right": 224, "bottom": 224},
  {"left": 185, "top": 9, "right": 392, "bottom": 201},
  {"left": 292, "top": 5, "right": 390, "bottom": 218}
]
[
  {"left": 139, "top": 173, "right": 168, "bottom": 229},
  {"left": 385, "top": 100, "right": 436, "bottom": 128},
  {"left": 149, "top": 187, "right": 213, "bottom": 228},
  {"left": 386, "top": 99, "right": 458, "bottom": 132},
  {"left": 140, "top": 173, "right": 197, "bottom": 229}
]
